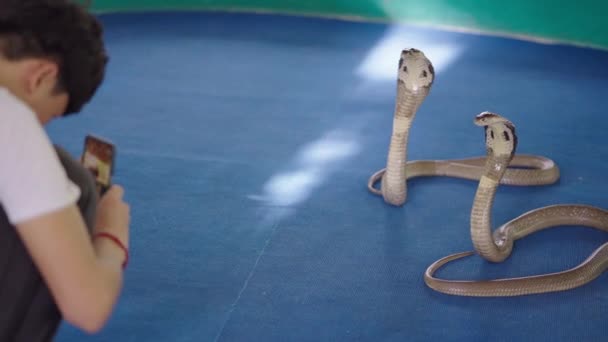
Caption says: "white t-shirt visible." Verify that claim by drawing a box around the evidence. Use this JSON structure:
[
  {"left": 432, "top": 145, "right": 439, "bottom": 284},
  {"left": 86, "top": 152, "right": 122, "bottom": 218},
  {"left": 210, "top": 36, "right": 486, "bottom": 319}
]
[{"left": 0, "top": 87, "right": 81, "bottom": 225}]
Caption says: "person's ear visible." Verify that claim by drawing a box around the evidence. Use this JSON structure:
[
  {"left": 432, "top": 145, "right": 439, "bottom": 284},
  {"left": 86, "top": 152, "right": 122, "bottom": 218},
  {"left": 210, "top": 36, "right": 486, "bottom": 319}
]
[{"left": 24, "top": 59, "right": 59, "bottom": 95}]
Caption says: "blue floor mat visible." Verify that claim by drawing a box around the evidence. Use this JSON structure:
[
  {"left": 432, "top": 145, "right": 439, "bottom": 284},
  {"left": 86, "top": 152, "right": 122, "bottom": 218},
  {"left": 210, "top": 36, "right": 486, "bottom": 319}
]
[{"left": 46, "top": 10, "right": 608, "bottom": 342}]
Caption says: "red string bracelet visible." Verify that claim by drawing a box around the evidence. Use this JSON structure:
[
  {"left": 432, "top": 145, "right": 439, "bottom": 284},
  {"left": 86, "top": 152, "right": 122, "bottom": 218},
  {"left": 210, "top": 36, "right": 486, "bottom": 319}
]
[{"left": 94, "top": 232, "right": 129, "bottom": 269}]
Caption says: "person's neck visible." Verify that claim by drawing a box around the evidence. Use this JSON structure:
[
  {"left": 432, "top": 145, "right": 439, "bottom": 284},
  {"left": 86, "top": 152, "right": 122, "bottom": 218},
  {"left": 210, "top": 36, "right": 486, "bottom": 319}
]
[{"left": 0, "top": 61, "right": 22, "bottom": 98}]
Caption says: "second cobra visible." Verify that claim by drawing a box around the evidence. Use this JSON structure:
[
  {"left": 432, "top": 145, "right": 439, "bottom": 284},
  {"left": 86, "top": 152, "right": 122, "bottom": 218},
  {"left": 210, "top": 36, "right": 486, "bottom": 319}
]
[{"left": 425, "top": 112, "right": 608, "bottom": 296}]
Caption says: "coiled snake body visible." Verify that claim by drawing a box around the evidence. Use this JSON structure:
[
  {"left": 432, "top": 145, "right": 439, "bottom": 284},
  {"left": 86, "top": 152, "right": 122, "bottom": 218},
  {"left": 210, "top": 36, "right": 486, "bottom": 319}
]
[{"left": 371, "top": 48, "right": 608, "bottom": 296}]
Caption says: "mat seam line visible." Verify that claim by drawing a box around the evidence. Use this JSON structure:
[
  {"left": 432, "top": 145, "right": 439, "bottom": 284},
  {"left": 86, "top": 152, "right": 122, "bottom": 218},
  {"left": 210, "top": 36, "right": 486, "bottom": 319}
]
[{"left": 213, "top": 220, "right": 281, "bottom": 342}]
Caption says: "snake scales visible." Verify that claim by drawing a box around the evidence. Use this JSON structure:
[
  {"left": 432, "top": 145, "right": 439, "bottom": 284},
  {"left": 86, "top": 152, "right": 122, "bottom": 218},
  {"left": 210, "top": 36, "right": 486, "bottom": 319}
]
[{"left": 370, "top": 48, "right": 608, "bottom": 296}]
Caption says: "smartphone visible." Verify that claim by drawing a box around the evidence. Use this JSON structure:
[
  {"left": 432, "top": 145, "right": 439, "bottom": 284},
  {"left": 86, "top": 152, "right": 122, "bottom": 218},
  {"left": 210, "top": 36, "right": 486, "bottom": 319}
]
[{"left": 81, "top": 134, "right": 116, "bottom": 195}]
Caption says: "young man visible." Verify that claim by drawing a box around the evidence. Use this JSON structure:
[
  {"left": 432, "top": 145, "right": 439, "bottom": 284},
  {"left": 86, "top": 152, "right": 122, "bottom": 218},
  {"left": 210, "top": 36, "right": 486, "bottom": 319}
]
[{"left": 0, "top": 0, "right": 131, "bottom": 340}]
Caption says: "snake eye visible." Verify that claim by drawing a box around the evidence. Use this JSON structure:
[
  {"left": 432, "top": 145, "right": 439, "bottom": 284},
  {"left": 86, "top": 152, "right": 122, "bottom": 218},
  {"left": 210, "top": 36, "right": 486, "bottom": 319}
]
[
  {"left": 403, "top": 65, "right": 408, "bottom": 73},
  {"left": 421, "top": 70, "right": 428, "bottom": 78},
  {"left": 490, "top": 130, "right": 495, "bottom": 139},
  {"left": 502, "top": 131, "right": 510, "bottom": 141},
  {"left": 399, "top": 58, "right": 404, "bottom": 69}
]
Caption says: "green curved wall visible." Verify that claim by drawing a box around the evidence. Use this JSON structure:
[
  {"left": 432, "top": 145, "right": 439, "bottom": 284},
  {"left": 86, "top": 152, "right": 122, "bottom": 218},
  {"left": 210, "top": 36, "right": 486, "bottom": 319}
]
[{"left": 91, "top": 0, "right": 608, "bottom": 50}]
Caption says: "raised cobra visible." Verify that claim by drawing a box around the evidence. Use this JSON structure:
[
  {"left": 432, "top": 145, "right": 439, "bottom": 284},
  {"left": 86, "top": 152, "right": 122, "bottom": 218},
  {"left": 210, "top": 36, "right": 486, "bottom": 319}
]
[
  {"left": 369, "top": 49, "right": 559, "bottom": 206},
  {"left": 424, "top": 112, "right": 608, "bottom": 296}
]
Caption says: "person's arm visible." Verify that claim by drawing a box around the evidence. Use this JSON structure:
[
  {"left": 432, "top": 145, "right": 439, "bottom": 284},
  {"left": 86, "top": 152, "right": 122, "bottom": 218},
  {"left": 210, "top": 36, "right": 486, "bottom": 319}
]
[
  {"left": 14, "top": 185, "right": 129, "bottom": 333},
  {"left": 0, "top": 91, "right": 130, "bottom": 333}
]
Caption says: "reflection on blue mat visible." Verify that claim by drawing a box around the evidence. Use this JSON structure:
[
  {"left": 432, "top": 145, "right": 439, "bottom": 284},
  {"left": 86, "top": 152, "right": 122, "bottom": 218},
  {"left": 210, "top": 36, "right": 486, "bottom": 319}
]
[{"left": 46, "top": 11, "right": 608, "bottom": 342}]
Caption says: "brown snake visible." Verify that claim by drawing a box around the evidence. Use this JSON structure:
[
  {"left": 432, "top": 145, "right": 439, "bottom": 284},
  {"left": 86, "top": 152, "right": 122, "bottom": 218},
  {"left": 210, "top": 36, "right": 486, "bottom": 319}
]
[
  {"left": 368, "top": 49, "right": 559, "bottom": 206},
  {"left": 424, "top": 113, "right": 608, "bottom": 296},
  {"left": 370, "top": 48, "right": 608, "bottom": 296}
]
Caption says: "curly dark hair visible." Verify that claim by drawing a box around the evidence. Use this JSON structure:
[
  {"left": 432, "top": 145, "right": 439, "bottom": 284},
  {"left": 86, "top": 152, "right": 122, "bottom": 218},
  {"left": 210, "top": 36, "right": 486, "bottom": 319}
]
[{"left": 0, "top": 0, "right": 108, "bottom": 115}]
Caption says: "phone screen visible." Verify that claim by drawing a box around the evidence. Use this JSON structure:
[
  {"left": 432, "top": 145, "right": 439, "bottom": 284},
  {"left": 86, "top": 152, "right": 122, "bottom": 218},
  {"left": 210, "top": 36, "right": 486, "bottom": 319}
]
[{"left": 81, "top": 135, "right": 115, "bottom": 195}]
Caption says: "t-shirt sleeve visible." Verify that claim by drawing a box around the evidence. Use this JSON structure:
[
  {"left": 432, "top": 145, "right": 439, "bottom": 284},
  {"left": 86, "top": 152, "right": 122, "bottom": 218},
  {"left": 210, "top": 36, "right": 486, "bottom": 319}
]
[{"left": 0, "top": 89, "right": 81, "bottom": 225}]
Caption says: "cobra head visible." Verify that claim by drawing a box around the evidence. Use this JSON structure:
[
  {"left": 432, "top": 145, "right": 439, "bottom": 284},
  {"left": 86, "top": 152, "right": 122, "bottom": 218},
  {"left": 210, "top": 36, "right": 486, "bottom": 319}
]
[
  {"left": 397, "top": 48, "right": 435, "bottom": 92},
  {"left": 474, "top": 111, "right": 518, "bottom": 159}
]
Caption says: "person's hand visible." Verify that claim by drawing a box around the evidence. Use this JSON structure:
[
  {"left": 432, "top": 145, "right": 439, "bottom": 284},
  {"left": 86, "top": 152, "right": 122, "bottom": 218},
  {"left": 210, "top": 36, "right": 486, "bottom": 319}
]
[{"left": 94, "top": 185, "right": 130, "bottom": 248}]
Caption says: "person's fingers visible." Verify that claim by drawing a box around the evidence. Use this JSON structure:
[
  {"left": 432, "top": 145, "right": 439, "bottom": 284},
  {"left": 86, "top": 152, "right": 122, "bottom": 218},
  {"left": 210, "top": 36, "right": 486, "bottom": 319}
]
[{"left": 106, "top": 184, "right": 124, "bottom": 198}]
